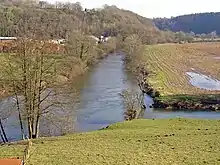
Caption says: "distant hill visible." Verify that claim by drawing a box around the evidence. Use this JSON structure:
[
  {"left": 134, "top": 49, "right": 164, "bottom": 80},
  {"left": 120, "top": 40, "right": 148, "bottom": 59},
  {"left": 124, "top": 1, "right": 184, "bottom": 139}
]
[
  {"left": 153, "top": 12, "right": 220, "bottom": 35},
  {"left": 0, "top": 1, "right": 164, "bottom": 44}
]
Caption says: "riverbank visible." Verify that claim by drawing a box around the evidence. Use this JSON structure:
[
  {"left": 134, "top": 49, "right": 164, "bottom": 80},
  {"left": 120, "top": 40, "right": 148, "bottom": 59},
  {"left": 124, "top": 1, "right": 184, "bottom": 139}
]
[
  {"left": 0, "top": 40, "right": 118, "bottom": 141},
  {"left": 0, "top": 40, "right": 116, "bottom": 98},
  {"left": 1, "top": 53, "right": 137, "bottom": 141},
  {"left": 1, "top": 118, "right": 220, "bottom": 164},
  {"left": 153, "top": 94, "right": 220, "bottom": 111},
  {"left": 125, "top": 43, "right": 220, "bottom": 111}
]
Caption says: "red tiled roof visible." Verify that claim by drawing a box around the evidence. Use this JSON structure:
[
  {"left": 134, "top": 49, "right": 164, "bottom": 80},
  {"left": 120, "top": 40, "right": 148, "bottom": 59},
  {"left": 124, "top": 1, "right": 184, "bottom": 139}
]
[{"left": 0, "top": 159, "right": 22, "bottom": 165}]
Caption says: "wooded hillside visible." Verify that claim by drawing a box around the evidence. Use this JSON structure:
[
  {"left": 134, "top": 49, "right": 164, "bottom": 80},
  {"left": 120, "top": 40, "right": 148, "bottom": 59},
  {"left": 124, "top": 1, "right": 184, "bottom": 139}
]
[
  {"left": 0, "top": 1, "right": 167, "bottom": 44},
  {"left": 154, "top": 12, "right": 220, "bottom": 35}
]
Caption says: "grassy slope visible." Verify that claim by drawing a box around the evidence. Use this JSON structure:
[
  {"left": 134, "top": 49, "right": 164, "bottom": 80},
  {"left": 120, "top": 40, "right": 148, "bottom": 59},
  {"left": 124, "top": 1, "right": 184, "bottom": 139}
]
[
  {"left": 0, "top": 144, "right": 25, "bottom": 159},
  {"left": 142, "top": 43, "right": 220, "bottom": 96},
  {"left": 1, "top": 119, "right": 220, "bottom": 165}
]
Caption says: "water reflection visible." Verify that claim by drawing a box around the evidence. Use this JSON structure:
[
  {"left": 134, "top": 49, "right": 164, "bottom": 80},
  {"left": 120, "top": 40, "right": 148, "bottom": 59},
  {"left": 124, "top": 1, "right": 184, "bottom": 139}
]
[
  {"left": 1, "top": 89, "right": 77, "bottom": 141},
  {"left": 74, "top": 53, "right": 135, "bottom": 132},
  {"left": 143, "top": 94, "right": 220, "bottom": 119},
  {"left": 213, "top": 56, "right": 220, "bottom": 60},
  {"left": 143, "top": 74, "right": 220, "bottom": 119}
]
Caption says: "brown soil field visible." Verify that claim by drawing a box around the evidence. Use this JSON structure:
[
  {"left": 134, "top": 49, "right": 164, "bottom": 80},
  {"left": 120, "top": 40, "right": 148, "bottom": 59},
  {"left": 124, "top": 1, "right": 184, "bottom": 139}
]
[{"left": 141, "top": 43, "right": 220, "bottom": 96}]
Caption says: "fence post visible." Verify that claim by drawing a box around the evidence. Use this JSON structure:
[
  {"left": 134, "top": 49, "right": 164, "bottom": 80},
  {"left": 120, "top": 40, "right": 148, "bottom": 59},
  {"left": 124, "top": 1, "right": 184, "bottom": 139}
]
[{"left": 22, "top": 138, "right": 32, "bottom": 165}]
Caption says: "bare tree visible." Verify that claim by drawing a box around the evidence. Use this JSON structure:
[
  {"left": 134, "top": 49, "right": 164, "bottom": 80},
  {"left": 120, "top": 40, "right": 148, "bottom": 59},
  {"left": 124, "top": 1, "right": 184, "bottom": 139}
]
[
  {"left": 3, "top": 39, "right": 60, "bottom": 139},
  {"left": 4, "top": 55, "right": 25, "bottom": 140},
  {"left": 120, "top": 89, "right": 145, "bottom": 121}
]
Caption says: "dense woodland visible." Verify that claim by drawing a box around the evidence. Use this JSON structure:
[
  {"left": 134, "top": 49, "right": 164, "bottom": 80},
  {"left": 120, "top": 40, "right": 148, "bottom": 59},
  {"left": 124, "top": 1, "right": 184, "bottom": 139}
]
[
  {"left": 154, "top": 12, "right": 220, "bottom": 36},
  {"left": 0, "top": 0, "right": 192, "bottom": 44},
  {"left": 0, "top": 1, "right": 157, "bottom": 40}
]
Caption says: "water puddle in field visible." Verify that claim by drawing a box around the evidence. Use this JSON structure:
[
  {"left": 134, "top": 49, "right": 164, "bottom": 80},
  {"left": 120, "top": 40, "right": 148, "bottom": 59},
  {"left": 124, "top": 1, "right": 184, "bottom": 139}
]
[
  {"left": 186, "top": 72, "right": 220, "bottom": 90},
  {"left": 213, "top": 56, "right": 220, "bottom": 60}
]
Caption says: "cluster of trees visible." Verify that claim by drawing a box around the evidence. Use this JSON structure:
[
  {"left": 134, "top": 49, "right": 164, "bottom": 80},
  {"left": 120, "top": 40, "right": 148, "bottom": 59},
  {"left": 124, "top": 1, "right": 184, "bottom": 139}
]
[
  {"left": 0, "top": 1, "right": 157, "bottom": 39},
  {"left": 0, "top": 0, "right": 191, "bottom": 44},
  {"left": 154, "top": 12, "right": 220, "bottom": 36}
]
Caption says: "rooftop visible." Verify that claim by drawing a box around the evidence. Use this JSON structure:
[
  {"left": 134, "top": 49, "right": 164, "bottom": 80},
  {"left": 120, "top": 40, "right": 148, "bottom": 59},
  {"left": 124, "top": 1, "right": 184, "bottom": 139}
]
[{"left": 0, "top": 159, "right": 22, "bottom": 165}]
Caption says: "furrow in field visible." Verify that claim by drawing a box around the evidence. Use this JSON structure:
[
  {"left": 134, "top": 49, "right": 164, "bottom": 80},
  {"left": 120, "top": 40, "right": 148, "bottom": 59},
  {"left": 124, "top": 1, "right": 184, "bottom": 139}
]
[{"left": 143, "top": 43, "right": 220, "bottom": 95}]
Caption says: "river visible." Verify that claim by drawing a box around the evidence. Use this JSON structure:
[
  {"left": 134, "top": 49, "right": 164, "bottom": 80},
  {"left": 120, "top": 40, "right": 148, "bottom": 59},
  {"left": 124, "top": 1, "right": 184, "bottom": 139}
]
[{"left": 1, "top": 53, "right": 220, "bottom": 141}]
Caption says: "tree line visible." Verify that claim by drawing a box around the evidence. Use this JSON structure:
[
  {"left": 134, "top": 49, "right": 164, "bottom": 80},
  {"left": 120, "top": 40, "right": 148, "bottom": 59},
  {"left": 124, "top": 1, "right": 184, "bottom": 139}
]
[
  {"left": 0, "top": 0, "right": 192, "bottom": 44},
  {"left": 154, "top": 12, "right": 220, "bottom": 36}
]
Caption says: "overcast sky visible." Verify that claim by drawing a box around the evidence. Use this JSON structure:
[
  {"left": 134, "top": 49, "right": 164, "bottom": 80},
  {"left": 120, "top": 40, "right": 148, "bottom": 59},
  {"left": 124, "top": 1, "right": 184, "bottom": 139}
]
[{"left": 47, "top": 0, "right": 219, "bottom": 18}]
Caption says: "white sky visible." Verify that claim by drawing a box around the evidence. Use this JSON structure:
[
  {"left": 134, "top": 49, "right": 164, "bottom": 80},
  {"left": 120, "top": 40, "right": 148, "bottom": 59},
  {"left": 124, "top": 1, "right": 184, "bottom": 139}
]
[{"left": 47, "top": 0, "right": 220, "bottom": 18}]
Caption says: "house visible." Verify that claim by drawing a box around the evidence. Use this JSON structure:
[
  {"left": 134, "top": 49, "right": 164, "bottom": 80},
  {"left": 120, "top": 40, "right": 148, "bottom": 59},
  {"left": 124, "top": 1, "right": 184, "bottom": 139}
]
[
  {"left": 0, "top": 158, "right": 23, "bottom": 165},
  {"left": 11, "top": 0, "right": 39, "bottom": 4},
  {"left": 0, "top": 37, "right": 17, "bottom": 52},
  {"left": 49, "top": 39, "right": 66, "bottom": 45},
  {"left": 98, "top": 35, "right": 109, "bottom": 43},
  {"left": 0, "top": 37, "right": 17, "bottom": 42}
]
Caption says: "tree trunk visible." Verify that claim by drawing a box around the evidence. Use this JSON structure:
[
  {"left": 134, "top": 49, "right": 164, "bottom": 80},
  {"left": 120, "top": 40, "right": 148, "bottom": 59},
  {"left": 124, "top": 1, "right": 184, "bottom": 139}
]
[
  {"left": 27, "top": 117, "right": 33, "bottom": 139},
  {"left": 7, "top": 53, "right": 25, "bottom": 140},
  {"left": 34, "top": 115, "right": 40, "bottom": 138},
  {"left": 15, "top": 93, "right": 25, "bottom": 140},
  {"left": 0, "top": 129, "right": 6, "bottom": 143},
  {"left": 32, "top": 57, "right": 39, "bottom": 139},
  {"left": 34, "top": 55, "right": 44, "bottom": 139},
  {"left": 22, "top": 42, "right": 33, "bottom": 139},
  {"left": 0, "top": 119, "right": 8, "bottom": 142},
  {"left": 80, "top": 43, "right": 84, "bottom": 59}
]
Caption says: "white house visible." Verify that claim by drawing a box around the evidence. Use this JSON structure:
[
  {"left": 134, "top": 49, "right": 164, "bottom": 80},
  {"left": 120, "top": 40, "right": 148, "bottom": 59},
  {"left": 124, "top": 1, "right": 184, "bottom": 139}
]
[
  {"left": 50, "top": 39, "right": 66, "bottom": 45},
  {"left": 0, "top": 37, "right": 17, "bottom": 41}
]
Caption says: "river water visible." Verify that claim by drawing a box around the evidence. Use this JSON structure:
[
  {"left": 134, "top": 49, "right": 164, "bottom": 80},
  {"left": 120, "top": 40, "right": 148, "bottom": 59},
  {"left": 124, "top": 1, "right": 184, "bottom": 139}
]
[
  {"left": 74, "top": 53, "right": 136, "bottom": 132},
  {"left": 1, "top": 53, "right": 220, "bottom": 141}
]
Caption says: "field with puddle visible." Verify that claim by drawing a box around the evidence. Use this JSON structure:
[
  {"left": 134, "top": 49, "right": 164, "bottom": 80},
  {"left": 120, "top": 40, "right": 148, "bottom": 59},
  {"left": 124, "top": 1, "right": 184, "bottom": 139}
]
[{"left": 143, "top": 43, "right": 220, "bottom": 95}]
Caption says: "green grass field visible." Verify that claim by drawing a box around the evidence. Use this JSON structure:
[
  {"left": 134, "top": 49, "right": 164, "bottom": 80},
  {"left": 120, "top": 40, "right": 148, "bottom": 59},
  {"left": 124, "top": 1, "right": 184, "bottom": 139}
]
[
  {"left": 0, "top": 144, "right": 25, "bottom": 159},
  {"left": 1, "top": 119, "right": 220, "bottom": 165}
]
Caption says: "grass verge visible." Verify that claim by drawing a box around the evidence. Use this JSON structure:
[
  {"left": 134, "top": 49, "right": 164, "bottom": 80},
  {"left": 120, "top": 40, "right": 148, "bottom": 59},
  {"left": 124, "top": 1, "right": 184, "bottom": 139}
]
[{"left": 1, "top": 119, "right": 220, "bottom": 165}]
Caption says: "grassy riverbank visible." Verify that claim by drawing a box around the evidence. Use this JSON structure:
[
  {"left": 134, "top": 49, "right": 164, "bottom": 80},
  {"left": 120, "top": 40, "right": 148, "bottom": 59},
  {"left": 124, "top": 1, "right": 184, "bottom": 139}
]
[
  {"left": 129, "top": 43, "right": 220, "bottom": 110},
  {"left": 1, "top": 119, "right": 220, "bottom": 164}
]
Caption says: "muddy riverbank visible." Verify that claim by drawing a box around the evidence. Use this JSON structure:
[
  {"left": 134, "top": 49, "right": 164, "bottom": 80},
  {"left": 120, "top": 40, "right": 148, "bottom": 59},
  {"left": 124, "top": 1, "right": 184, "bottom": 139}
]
[{"left": 137, "top": 67, "right": 220, "bottom": 111}]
